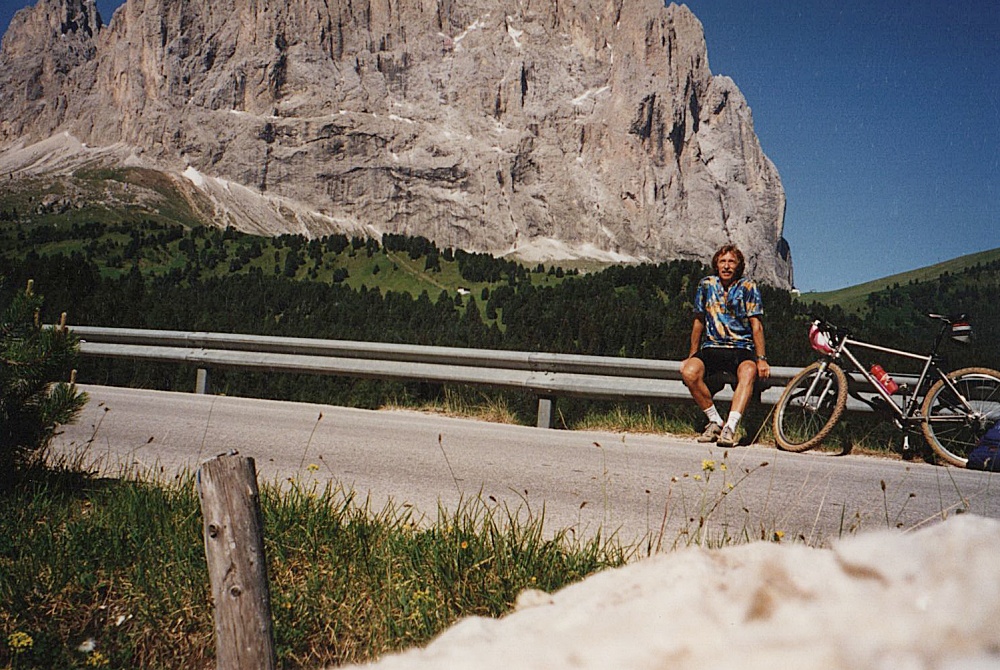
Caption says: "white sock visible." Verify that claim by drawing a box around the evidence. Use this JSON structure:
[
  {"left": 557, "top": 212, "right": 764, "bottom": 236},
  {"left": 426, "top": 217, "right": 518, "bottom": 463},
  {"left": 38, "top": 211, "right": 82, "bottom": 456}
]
[
  {"left": 725, "top": 411, "right": 742, "bottom": 432},
  {"left": 704, "top": 405, "right": 723, "bottom": 426}
]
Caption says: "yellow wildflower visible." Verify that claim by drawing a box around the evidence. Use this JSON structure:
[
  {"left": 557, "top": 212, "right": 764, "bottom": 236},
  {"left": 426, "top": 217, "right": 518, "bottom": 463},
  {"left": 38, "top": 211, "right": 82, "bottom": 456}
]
[
  {"left": 8, "top": 631, "right": 33, "bottom": 653},
  {"left": 701, "top": 459, "right": 716, "bottom": 472},
  {"left": 86, "top": 651, "right": 110, "bottom": 667},
  {"left": 307, "top": 463, "right": 320, "bottom": 472}
]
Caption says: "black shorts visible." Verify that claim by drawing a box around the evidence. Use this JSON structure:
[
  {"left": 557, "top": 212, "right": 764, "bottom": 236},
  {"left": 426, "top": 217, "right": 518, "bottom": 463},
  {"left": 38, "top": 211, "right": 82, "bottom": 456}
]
[{"left": 695, "top": 347, "right": 756, "bottom": 377}]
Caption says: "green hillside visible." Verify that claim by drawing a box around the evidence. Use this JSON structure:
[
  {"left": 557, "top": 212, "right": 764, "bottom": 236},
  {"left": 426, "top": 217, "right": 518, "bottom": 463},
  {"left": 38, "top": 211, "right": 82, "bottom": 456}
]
[
  {"left": 0, "top": 218, "right": 577, "bottom": 315},
  {"left": 799, "top": 247, "right": 1000, "bottom": 314},
  {"left": 3, "top": 215, "right": 998, "bottom": 441}
]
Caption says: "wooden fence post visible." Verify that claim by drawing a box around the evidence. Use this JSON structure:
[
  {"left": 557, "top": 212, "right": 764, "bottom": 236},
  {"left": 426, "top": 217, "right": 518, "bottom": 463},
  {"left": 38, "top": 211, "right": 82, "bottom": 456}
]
[{"left": 197, "top": 453, "right": 276, "bottom": 670}]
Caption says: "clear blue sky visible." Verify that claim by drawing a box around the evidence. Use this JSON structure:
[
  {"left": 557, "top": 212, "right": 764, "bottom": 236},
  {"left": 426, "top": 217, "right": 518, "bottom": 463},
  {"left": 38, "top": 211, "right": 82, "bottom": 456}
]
[
  {"left": 685, "top": 0, "right": 999, "bottom": 291},
  {"left": 3, "top": 1, "right": 998, "bottom": 292}
]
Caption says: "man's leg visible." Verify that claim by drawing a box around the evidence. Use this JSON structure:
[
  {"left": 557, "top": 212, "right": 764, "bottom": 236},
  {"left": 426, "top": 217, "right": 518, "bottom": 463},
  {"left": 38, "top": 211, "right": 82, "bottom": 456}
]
[
  {"left": 719, "top": 358, "right": 758, "bottom": 447},
  {"left": 681, "top": 355, "right": 723, "bottom": 441}
]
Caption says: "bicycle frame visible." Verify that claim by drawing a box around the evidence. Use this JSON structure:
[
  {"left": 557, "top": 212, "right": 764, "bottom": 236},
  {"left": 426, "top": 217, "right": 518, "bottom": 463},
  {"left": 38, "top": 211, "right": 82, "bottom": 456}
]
[
  {"left": 817, "top": 318, "right": 971, "bottom": 427},
  {"left": 827, "top": 338, "right": 938, "bottom": 424}
]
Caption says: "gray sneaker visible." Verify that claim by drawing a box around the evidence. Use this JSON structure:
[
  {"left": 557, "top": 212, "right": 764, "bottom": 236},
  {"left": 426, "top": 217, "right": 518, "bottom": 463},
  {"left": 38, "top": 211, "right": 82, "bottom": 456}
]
[
  {"left": 717, "top": 426, "right": 737, "bottom": 448},
  {"left": 697, "top": 422, "right": 723, "bottom": 443}
]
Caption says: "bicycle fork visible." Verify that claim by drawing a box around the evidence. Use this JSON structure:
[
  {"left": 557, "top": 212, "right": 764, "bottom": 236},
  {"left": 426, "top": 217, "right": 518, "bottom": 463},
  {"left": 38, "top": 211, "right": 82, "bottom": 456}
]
[{"left": 802, "top": 360, "right": 837, "bottom": 411}]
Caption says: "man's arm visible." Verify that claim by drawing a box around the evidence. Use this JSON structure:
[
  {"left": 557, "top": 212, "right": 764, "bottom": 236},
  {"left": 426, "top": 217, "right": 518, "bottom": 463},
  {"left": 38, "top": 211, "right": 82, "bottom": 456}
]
[
  {"left": 688, "top": 316, "right": 705, "bottom": 359},
  {"left": 750, "top": 316, "right": 770, "bottom": 379}
]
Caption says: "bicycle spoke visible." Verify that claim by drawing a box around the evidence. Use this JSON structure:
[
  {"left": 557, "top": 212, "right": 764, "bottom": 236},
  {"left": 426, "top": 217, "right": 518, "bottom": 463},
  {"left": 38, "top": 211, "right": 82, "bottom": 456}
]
[
  {"left": 923, "top": 368, "right": 1000, "bottom": 467},
  {"left": 774, "top": 362, "right": 847, "bottom": 452}
]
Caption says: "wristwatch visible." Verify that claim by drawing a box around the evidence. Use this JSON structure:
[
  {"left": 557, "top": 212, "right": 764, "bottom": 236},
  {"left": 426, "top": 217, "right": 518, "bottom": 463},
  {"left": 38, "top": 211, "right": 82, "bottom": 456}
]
[{"left": 757, "top": 355, "right": 768, "bottom": 362}]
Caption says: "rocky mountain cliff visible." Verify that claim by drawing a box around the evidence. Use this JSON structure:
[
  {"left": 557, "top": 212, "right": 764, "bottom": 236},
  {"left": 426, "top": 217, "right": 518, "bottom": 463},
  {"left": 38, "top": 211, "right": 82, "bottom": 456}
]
[{"left": 0, "top": 0, "right": 793, "bottom": 287}]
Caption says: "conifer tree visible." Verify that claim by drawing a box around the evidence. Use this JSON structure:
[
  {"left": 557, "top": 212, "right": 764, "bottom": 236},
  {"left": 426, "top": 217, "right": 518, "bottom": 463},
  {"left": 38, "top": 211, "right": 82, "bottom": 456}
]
[{"left": 0, "top": 279, "right": 88, "bottom": 484}]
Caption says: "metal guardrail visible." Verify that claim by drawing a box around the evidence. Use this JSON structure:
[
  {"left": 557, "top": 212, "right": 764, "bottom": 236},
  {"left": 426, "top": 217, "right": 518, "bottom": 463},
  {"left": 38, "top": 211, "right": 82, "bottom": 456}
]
[{"left": 69, "top": 325, "right": 859, "bottom": 428}]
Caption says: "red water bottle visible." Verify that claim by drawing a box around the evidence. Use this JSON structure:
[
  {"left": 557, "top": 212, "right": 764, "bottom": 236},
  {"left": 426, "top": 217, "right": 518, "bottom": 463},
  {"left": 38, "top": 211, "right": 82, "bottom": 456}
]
[{"left": 870, "top": 364, "right": 899, "bottom": 394}]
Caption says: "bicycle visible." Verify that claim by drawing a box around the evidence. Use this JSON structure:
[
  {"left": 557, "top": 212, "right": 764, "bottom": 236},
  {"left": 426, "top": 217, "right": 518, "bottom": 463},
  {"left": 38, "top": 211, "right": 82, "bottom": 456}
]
[{"left": 772, "top": 314, "right": 1000, "bottom": 467}]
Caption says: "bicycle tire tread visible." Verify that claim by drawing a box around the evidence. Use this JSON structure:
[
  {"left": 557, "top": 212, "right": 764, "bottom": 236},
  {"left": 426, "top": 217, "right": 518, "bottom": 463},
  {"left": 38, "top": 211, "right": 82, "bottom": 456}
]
[
  {"left": 773, "top": 362, "right": 848, "bottom": 452},
  {"left": 921, "top": 367, "right": 1000, "bottom": 468}
]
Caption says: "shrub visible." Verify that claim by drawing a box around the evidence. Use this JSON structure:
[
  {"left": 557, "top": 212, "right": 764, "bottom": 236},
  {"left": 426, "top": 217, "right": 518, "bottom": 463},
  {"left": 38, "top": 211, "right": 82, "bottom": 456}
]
[{"left": 0, "top": 278, "right": 88, "bottom": 487}]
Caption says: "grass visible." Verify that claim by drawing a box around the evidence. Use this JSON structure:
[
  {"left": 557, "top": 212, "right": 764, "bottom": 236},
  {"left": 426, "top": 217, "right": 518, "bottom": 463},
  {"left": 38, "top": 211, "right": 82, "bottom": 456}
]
[
  {"left": 0, "top": 412, "right": 833, "bottom": 670},
  {"left": 382, "top": 387, "right": 522, "bottom": 425},
  {"left": 0, "top": 169, "right": 207, "bottom": 232},
  {"left": 798, "top": 246, "right": 1000, "bottom": 313},
  {"left": 380, "top": 387, "right": 917, "bottom": 462},
  {"left": 0, "top": 459, "right": 630, "bottom": 669},
  {"left": 570, "top": 403, "right": 700, "bottom": 435},
  {"left": 656, "top": 451, "right": 779, "bottom": 551},
  {"left": 1, "top": 394, "right": 962, "bottom": 669}
]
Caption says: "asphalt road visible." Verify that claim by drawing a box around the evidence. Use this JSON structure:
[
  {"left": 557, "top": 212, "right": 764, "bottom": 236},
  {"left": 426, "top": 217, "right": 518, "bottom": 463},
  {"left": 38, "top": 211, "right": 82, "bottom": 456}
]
[{"left": 51, "top": 385, "right": 1000, "bottom": 547}]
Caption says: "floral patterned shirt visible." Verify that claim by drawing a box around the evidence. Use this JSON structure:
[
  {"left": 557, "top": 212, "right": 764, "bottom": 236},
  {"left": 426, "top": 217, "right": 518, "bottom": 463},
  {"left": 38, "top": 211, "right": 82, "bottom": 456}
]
[{"left": 693, "top": 276, "right": 763, "bottom": 350}]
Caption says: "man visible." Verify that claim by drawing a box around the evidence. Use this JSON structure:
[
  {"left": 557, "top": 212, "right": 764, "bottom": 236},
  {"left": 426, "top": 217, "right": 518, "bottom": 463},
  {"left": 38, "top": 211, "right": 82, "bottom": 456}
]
[{"left": 680, "top": 244, "right": 769, "bottom": 447}]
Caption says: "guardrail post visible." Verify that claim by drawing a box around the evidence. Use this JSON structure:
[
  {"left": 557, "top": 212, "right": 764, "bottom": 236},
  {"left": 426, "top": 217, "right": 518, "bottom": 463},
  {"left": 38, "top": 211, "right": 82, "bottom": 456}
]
[
  {"left": 536, "top": 395, "right": 555, "bottom": 429},
  {"left": 197, "top": 452, "right": 276, "bottom": 670},
  {"left": 196, "top": 368, "right": 210, "bottom": 394}
]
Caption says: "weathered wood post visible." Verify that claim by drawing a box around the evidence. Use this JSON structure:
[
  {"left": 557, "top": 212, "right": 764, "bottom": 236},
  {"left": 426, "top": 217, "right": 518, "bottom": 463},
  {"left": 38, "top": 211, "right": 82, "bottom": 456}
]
[{"left": 197, "top": 452, "right": 276, "bottom": 670}]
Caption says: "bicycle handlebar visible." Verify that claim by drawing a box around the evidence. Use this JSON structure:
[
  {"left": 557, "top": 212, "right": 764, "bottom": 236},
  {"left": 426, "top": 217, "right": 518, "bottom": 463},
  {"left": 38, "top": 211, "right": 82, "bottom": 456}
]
[
  {"left": 927, "top": 313, "right": 967, "bottom": 324},
  {"left": 809, "top": 312, "right": 971, "bottom": 355}
]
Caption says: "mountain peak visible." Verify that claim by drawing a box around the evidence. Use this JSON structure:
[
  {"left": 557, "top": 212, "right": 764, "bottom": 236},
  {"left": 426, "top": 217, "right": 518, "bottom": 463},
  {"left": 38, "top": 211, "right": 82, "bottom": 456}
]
[{"left": 1, "top": 0, "right": 793, "bottom": 288}]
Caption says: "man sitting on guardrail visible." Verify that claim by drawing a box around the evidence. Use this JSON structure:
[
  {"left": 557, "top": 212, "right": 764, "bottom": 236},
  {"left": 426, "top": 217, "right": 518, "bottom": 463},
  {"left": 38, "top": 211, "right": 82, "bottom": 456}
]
[{"left": 680, "top": 244, "right": 770, "bottom": 447}]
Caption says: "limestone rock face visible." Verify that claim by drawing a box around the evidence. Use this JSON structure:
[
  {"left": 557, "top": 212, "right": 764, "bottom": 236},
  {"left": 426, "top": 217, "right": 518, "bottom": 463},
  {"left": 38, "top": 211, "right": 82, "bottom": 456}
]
[
  {"left": 0, "top": 0, "right": 102, "bottom": 140},
  {"left": 0, "top": 0, "right": 793, "bottom": 287}
]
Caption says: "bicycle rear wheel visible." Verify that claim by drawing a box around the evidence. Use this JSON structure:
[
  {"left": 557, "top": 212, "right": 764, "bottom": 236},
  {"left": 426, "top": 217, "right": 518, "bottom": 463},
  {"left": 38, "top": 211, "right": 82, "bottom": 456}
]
[
  {"left": 922, "top": 367, "right": 1000, "bottom": 467},
  {"left": 773, "top": 361, "right": 848, "bottom": 452}
]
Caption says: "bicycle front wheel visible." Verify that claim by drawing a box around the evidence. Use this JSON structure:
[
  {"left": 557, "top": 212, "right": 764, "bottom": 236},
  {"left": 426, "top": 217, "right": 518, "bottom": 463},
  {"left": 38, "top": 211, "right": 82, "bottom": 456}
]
[
  {"left": 773, "top": 361, "right": 848, "bottom": 452},
  {"left": 922, "top": 367, "right": 1000, "bottom": 467}
]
